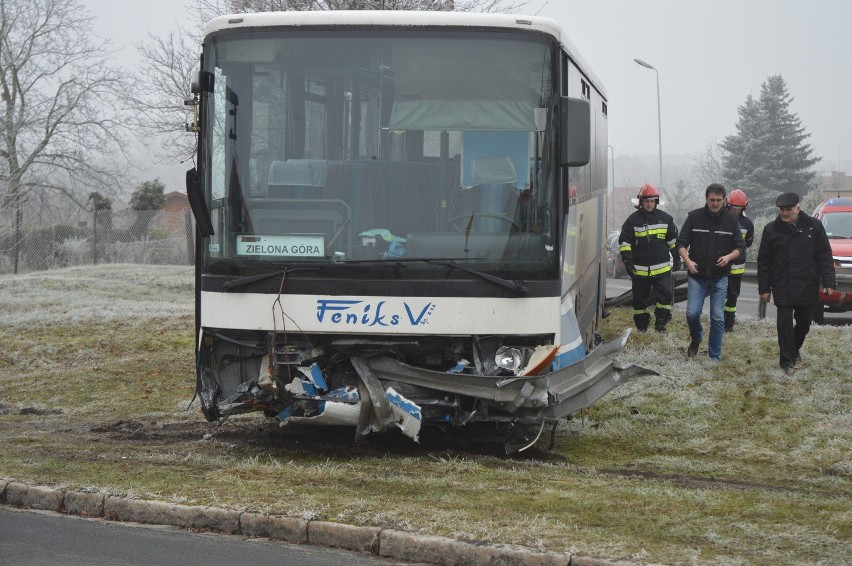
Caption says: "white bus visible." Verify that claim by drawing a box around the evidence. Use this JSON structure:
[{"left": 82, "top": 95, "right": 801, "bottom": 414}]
[{"left": 185, "top": 10, "right": 649, "bottom": 453}]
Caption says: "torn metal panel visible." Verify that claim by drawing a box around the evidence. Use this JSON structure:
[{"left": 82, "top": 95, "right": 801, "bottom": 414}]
[
  {"left": 283, "top": 400, "right": 361, "bottom": 426},
  {"left": 385, "top": 387, "right": 422, "bottom": 440},
  {"left": 198, "top": 324, "right": 652, "bottom": 453},
  {"left": 362, "top": 328, "right": 654, "bottom": 420},
  {"left": 274, "top": 379, "right": 422, "bottom": 440},
  {"left": 351, "top": 356, "right": 396, "bottom": 430}
]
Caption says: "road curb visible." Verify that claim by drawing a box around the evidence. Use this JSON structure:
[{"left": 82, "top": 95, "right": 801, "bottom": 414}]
[
  {"left": 0, "top": 481, "right": 654, "bottom": 565},
  {"left": 240, "top": 511, "right": 308, "bottom": 544},
  {"left": 105, "top": 496, "right": 242, "bottom": 534},
  {"left": 308, "top": 520, "right": 381, "bottom": 554},
  {"left": 64, "top": 490, "right": 104, "bottom": 517},
  {"left": 379, "top": 529, "right": 571, "bottom": 565}
]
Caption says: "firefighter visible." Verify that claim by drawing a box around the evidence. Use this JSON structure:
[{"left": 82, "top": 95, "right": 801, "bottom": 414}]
[
  {"left": 724, "top": 189, "right": 755, "bottom": 331},
  {"left": 618, "top": 184, "right": 680, "bottom": 332}
]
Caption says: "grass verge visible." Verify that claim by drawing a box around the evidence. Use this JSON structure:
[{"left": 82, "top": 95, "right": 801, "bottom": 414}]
[{"left": 1, "top": 264, "right": 849, "bottom": 564}]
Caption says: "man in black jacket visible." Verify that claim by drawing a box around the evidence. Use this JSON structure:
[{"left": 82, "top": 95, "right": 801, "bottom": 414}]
[
  {"left": 757, "top": 192, "right": 836, "bottom": 374},
  {"left": 676, "top": 184, "right": 745, "bottom": 361},
  {"left": 618, "top": 184, "right": 679, "bottom": 332}
]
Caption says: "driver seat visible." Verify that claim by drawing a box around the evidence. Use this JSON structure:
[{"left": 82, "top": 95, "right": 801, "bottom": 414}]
[{"left": 469, "top": 156, "right": 520, "bottom": 232}]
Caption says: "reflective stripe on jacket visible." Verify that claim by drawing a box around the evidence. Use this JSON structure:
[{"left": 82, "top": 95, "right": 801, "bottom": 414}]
[
  {"left": 729, "top": 213, "right": 755, "bottom": 275},
  {"left": 618, "top": 208, "right": 678, "bottom": 277},
  {"left": 676, "top": 205, "right": 745, "bottom": 278}
]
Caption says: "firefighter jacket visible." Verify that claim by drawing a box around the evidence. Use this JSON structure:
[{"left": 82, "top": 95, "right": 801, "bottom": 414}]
[
  {"left": 676, "top": 205, "right": 745, "bottom": 278},
  {"left": 729, "top": 212, "right": 755, "bottom": 276},
  {"left": 757, "top": 212, "right": 836, "bottom": 306},
  {"left": 618, "top": 207, "right": 678, "bottom": 277}
]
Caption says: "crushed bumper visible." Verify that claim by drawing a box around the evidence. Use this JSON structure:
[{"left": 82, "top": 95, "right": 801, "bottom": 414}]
[{"left": 359, "top": 328, "right": 655, "bottom": 422}]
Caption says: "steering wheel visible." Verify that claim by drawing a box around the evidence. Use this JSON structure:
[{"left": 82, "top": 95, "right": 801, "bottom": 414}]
[{"left": 448, "top": 213, "right": 522, "bottom": 233}]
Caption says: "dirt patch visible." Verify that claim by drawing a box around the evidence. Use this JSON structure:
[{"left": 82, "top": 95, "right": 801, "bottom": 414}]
[{"left": 0, "top": 403, "right": 63, "bottom": 416}]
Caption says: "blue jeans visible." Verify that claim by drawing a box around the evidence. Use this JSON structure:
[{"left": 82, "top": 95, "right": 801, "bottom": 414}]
[{"left": 685, "top": 275, "right": 729, "bottom": 360}]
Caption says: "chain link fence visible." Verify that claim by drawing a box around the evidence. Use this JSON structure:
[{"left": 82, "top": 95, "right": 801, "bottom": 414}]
[{"left": 0, "top": 208, "right": 196, "bottom": 275}]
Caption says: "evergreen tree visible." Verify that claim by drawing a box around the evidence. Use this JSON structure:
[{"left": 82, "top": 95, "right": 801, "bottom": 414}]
[
  {"left": 88, "top": 191, "right": 114, "bottom": 233},
  {"left": 129, "top": 179, "right": 166, "bottom": 239},
  {"left": 88, "top": 192, "right": 114, "bottom": 212},
  {"left": 130, "top": 179, "right": 167, "bottom": 211},
  {"left": 720, "top": 95, "right": 764, "bottom": 193},
  {"left": 720, "top": 75, "right": 819, "bottom": 214}
]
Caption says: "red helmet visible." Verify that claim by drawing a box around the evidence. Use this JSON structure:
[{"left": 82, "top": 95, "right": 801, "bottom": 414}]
[
  {"left": 637, "top": 184, "right": 660, "bottom": 199},
  {"left": 728, "top": 189, "right": 748, "bottom": 207}
]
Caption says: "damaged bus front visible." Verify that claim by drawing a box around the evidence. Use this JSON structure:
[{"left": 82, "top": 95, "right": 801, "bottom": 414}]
[{"left": 185, "top": 11, "right": 651, "bottom": 452}]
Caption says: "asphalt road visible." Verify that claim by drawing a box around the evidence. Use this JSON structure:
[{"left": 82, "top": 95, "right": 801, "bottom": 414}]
[
  {"left": 0, "top": 507, "right": 419, "bottom": 566},
  {"left": 606, "top": 276, "right": 852, "bottom": 325}
]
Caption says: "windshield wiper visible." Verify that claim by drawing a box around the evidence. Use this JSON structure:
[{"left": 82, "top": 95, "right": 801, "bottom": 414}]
[
  {"left": 221, "top": 257, "right": 529, "bottom": 296},
  {"left": 336, "top": 257, "right": 529, "bottom": 296},
  {"left": 221, "top": 264, "right": 330, "bottom": 291}
]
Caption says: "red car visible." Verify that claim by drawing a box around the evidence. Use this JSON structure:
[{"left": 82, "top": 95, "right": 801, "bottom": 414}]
[{"left": 812, "top": 197, "right": 852, "bottom": 323}]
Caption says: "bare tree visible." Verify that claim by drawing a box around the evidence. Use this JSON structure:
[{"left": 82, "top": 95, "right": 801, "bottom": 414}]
[
  {"left": 133, "top": 0, "right": 534, "bottom": 165},
  {"left": 690, "top": 141, "right": 725, "bottom": 189},
  {"left": 130, "top": 30, "right": 200, "bottom": 165},
  {"left": 1, "top": 0, "right": 132, "bottom": 272}
]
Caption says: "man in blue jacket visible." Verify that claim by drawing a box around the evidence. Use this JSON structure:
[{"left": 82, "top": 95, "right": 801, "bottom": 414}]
[
  {"left": 757, "top": 192, "right": 836, "bottom": 374},
  {"left": 676, "top": 184, "right": 746, "bottom": 361}
]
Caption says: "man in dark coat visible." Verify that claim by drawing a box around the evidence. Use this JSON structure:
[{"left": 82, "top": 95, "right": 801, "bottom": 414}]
[
  {"left": 757, "top": 192, "right": 836, "bottom": 374},
  {"left": 676, "top": 183, "right": 745, "bottom": 361}
]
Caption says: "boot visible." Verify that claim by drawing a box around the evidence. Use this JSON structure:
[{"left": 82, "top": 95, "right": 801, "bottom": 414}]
[
  {"left": 654, "top": 309, "right": 671, "bottom": 333},
  {"left": 724, "top": 311, "right": 735, "bottom": 332},
  {"left": 634, "top": 312, "right": 651, "bottom": 333}
]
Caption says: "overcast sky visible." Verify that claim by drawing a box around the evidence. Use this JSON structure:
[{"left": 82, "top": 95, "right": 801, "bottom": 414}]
[
  {"left": 84, "top": 0, "right": 852, "bottom": 191},
  {"left": 536, "top": 0, "right": 852, "bottom": 168}
]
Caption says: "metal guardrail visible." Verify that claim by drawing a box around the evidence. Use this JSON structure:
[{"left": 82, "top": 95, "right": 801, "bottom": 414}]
[
  {"left": 605, "top": 264, "right": 852, "bottom": 317},
  {"left": 740, "top": 261, "right": 852, "bottom": 284}
]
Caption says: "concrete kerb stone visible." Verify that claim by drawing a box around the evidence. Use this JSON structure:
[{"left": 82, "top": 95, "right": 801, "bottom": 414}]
[
  {"left": 378, "top": 529, "right": 571, "bottom": 566},
  {"left": 104, "top": 497, "right": 241, "bottom": 534},
  {"left": 4, "top": 482, "right": 32, "bottom": 507},
  {"left": 571, "top": 557, "right": 662, "bottom": 566},
  {"left": 64, "top": 491, "right": 105, "bottom": 517},
  {"left": 4, "top": 482, "right": 64, "bottom": 512},
  {"left": 240, "top": 512, "right": 308, "bottom": 544},
  {"left": 27, "top": 485, "right": 64, "bottom": 512},
  {"left": 0, "top": 481, "right": 654, "bottom": 566},
  {"left": 182, "top": 504, "right": 242, "bottom": 534},
  {"left": 307, "top": 520, "right": 380, "bottom": 555}
]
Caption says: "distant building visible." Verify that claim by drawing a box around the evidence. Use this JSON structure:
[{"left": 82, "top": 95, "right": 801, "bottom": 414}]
[
  {"left": 112, "top": 191, "right": 191, "bottom": 236},
  {"left": 163, "top": 191, "right": 189, "bottom": 212},
  {"left": 815, "top": 171, "right": 852, "bottom": 199}
]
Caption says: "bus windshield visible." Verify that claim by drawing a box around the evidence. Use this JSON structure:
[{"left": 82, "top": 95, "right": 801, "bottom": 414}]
[{"left": 201, "top": 29, "right": 559, "bottom": 278}]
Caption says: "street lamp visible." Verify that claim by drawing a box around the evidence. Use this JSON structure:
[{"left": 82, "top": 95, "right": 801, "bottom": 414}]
[{"left": 633, "top": 58, "right": 663, "bottom": 190}]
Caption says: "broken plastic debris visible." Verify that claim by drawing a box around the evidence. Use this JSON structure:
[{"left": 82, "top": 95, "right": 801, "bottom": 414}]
[
  {"left": 385, "top": 387, "right": 422, "bottom": 441},
  {"left": 447, "top": 359, "right": 470, "bottom": 373}
]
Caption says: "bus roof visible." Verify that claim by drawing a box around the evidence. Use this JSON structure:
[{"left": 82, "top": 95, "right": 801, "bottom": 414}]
[{"left": 203, "top": 10, "right": 605, "bottom": 98}]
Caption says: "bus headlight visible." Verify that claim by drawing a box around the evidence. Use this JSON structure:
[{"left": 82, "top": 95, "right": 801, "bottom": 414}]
[{"left": 495, "top": 346, "right": 524, "bottom": 373}]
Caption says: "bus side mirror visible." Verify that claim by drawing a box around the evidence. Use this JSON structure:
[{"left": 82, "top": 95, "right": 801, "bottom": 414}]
[
  {"left": 560, "top": 96, "right": 591, "bottom": 167},
  {"left": 186, "top": 168, "right": 215, "bottom": 238}
]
